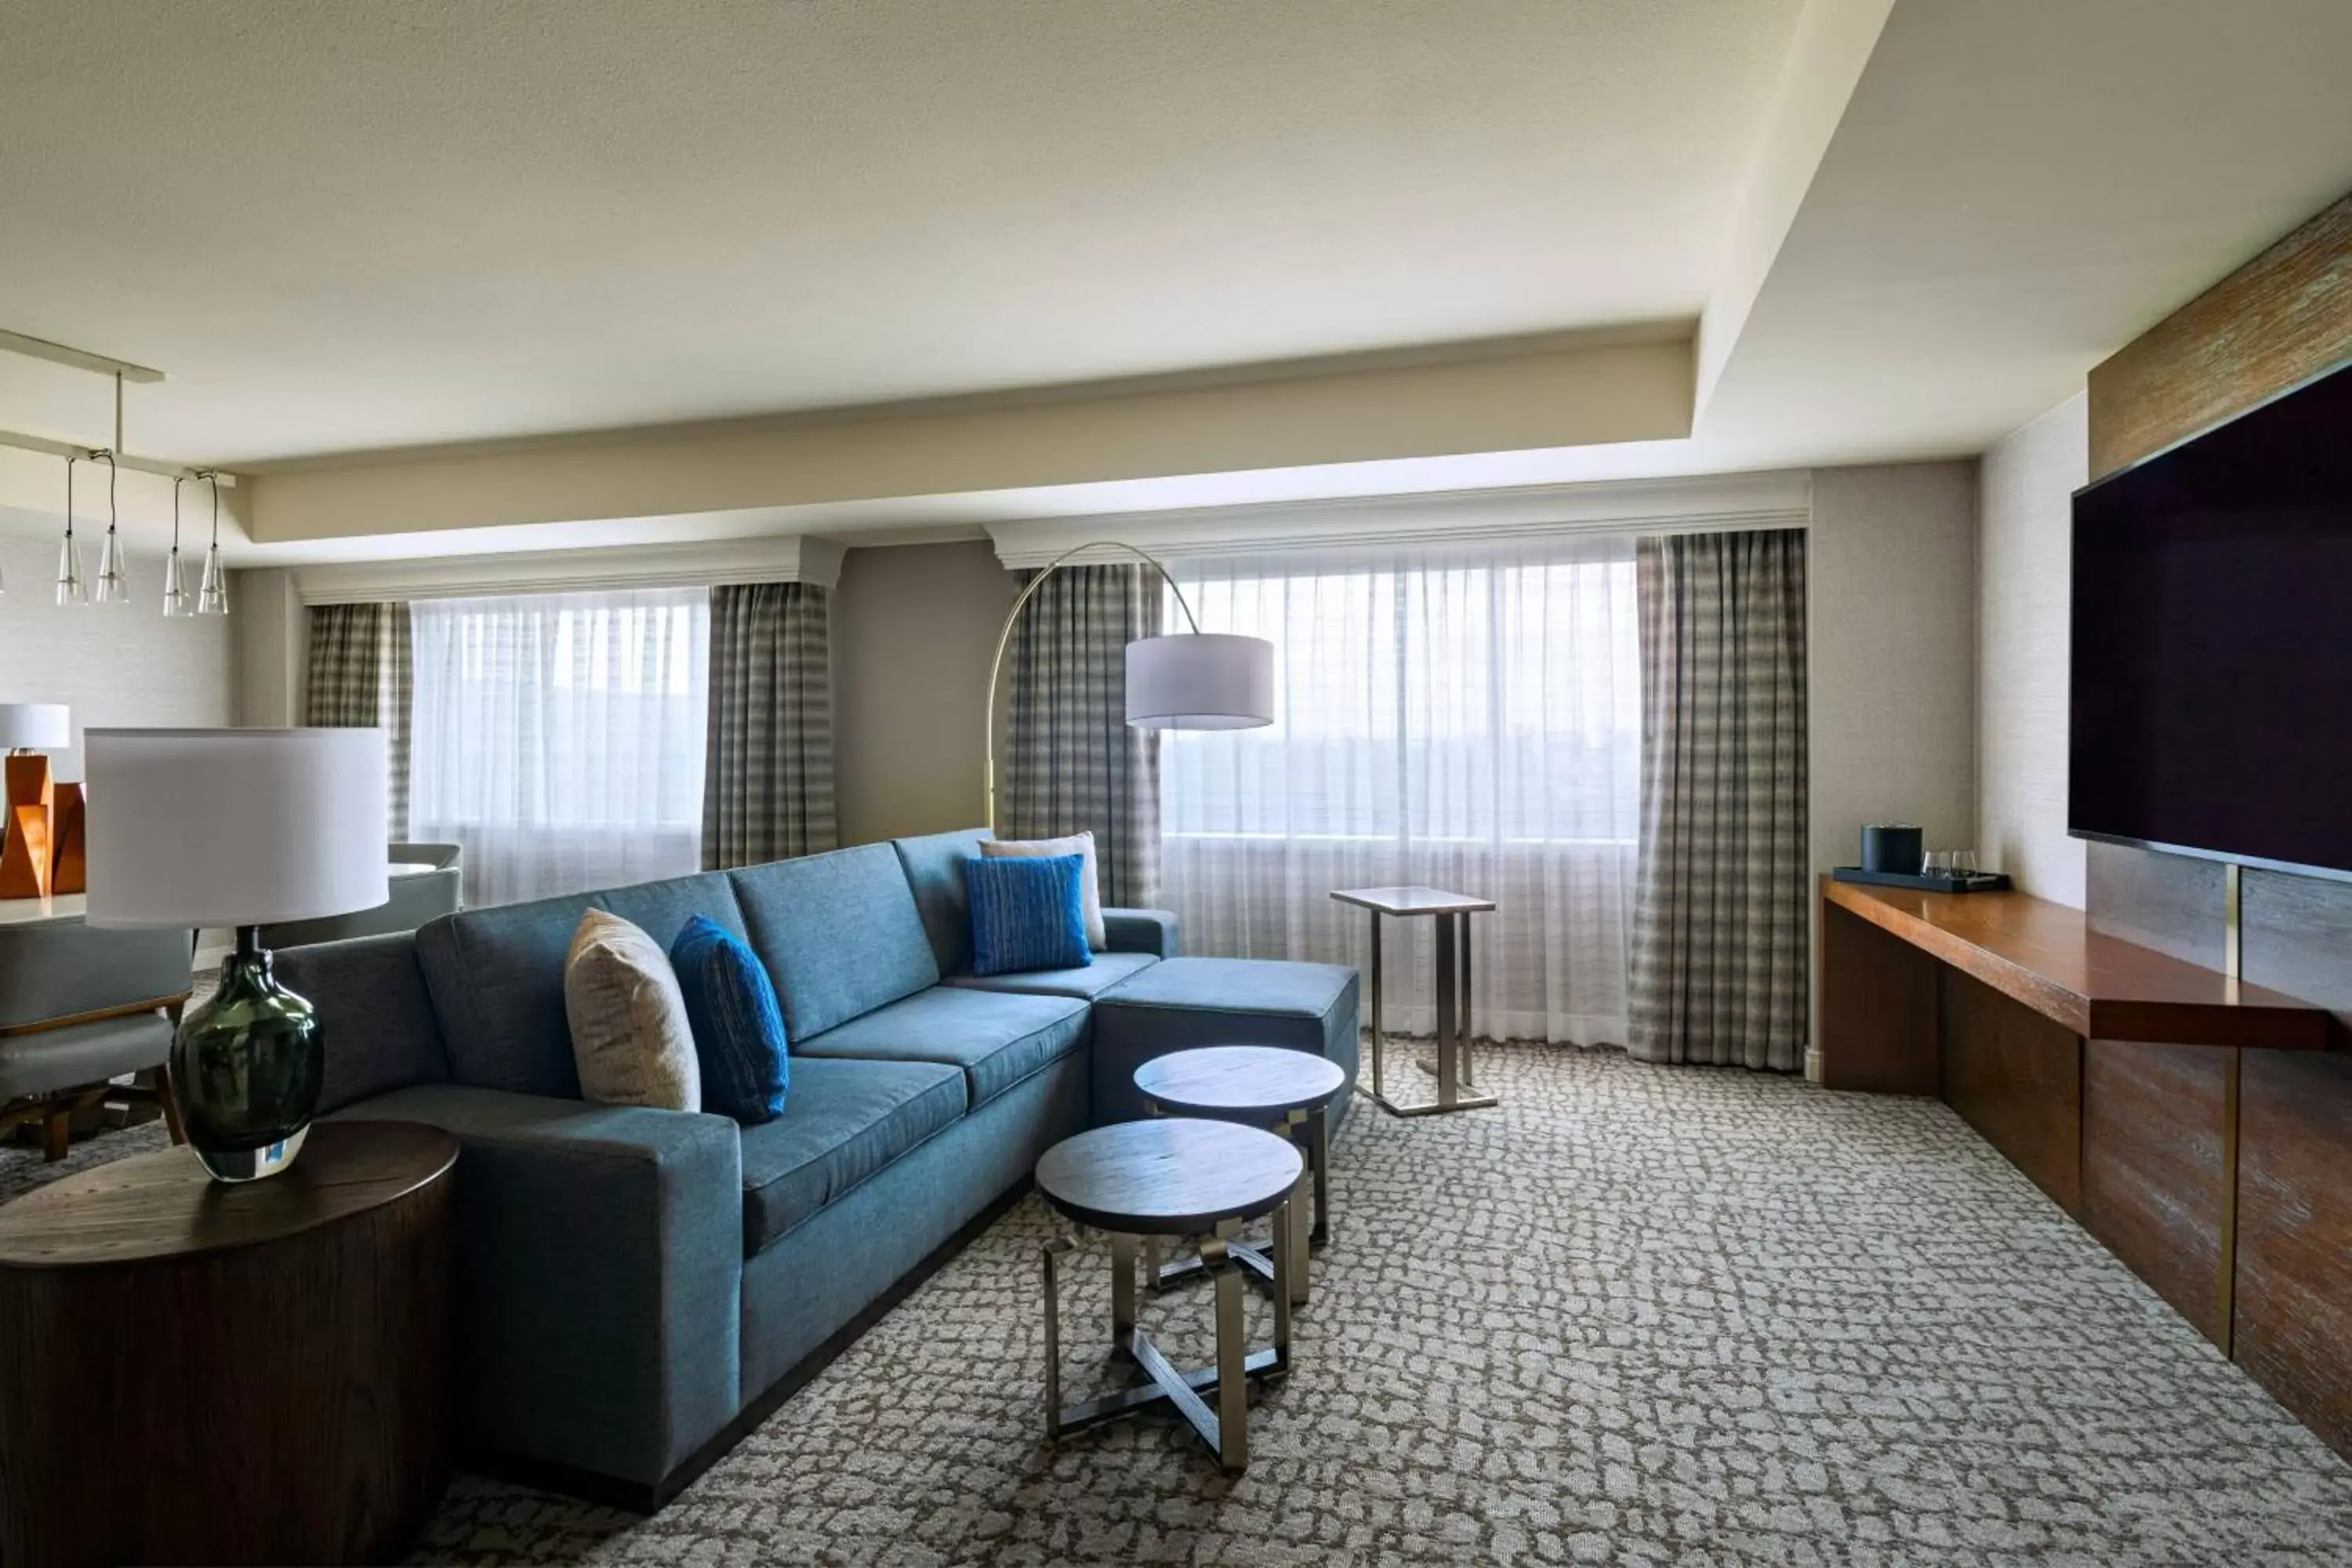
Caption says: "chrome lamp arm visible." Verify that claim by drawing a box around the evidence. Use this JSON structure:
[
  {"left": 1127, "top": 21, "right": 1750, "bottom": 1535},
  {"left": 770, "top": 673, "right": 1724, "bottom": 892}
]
[{"left": 982, "top": 541, "right": 1202, "bottom": 832}]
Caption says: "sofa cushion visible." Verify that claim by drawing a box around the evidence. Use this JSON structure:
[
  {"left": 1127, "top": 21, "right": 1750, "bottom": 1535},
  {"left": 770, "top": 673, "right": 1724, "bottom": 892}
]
[
  {"left": 890, "top": 827, "right": 994, "bottom": 975},
  {"left": 730, "top": 844, "right": 941, "bottom": 1040},
  {"left": 739, "top": 1056, "right": 967, "bottom": 1255},
  {"left": 414, "top": 870, "right": 746, "bottom": 1098},
  {"left": 1088, "top": 956, "right": 1360, "bottom": 1127},
  {"left": 670, "top": 914, "right": 790, "bottom": 1123},
  {"left": 565, "top": 910, "right": 701, "bottom": 1112},
  {"left": 982, "top": 831, "right": 1106, "bottom": 949},
  {"left": 278, "top": 933, "right": 452, "bottom": 1113},
  {"left": 966, "top": 854, "right": 1091, "bottom": 977},
  {"left": 943, "top": 949, "right": 1158, "bottom": 1002},
  {"left": 794, "top": 985, "right": 1089, "bottom": 1109}
]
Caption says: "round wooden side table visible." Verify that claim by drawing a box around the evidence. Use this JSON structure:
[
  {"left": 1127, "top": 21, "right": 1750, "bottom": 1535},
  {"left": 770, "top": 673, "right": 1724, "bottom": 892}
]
[
  {"left": 1134, "top": 1045, "right": 1345, "bottom": 1307},
  {"left": 1035, "top": 1118, "right": 1301, "bottom": 1472},
  {"left": 0, "top": 1120, "right": 459, "bottom": 1568}
]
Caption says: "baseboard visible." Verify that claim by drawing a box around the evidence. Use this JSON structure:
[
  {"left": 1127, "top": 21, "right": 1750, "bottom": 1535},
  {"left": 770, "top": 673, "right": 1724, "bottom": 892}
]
[{"left": 465, "top": 1174, "right": 1038, "bottom": 1515}]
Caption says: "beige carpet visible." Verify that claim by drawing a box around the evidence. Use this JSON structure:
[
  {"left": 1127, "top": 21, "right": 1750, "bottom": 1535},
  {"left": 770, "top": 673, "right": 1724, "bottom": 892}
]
[{"left": 12, "top": 1047, "right": 2352, "bottom": 1566}]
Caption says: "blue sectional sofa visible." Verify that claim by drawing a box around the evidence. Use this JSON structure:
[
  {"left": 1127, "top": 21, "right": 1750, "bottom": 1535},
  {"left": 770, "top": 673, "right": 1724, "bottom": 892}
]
[{"left": 277, "top": 827, "right": 1357, "bottom": 1507}]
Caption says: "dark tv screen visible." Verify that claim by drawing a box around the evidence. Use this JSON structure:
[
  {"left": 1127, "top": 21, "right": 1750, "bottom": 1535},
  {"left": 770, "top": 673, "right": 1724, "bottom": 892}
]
[{"left": 2070, "top": 359, "right": 2352, "bottom": 877}]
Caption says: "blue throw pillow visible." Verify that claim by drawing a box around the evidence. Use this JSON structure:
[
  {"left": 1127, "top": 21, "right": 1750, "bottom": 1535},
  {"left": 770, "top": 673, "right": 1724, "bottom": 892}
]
[
  {"left": 670, "top": 914, "right": 789, "bottom": 1123},
  {"left": 966, "top": 854, "right": 1093, "bottom": 977}
]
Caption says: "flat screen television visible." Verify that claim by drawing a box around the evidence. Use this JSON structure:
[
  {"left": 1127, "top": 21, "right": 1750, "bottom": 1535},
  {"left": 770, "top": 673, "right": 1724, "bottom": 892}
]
[{"left": 2070, "top": 356, "right": 2352, "bottom": 880}]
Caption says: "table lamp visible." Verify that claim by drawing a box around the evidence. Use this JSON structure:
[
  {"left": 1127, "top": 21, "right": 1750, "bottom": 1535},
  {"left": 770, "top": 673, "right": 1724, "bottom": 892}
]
[
  {"left": 0, "top": 703, "right": 71, "bottom": 899},
  {"left": 85, "top": 728, "right": 388, "bottom": 1181}
]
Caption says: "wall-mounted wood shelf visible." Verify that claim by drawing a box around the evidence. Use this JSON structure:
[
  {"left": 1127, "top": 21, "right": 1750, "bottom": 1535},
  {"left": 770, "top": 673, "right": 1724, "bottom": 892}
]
[{"left": 1821, "top": 877, "right": 2334, "bottom": 1051}]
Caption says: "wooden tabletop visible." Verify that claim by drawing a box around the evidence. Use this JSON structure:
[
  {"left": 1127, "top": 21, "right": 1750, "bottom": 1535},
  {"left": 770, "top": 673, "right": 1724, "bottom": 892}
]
[
  {"left": 0, "top": 1120, "right": 459, "bottom": 1270},
  {"left": 1821, "top": 876, "right": 2335, "bottom": 1050},
  {"left": 1036, "top": 1120, "right": 1303, "bottom": 1236},
  {"left": 1330, "top": 885, "right": 1496, "bottom": 916},
  {"left": 1135, "top": 1046, "right": 1345, "bottom": 1119}
]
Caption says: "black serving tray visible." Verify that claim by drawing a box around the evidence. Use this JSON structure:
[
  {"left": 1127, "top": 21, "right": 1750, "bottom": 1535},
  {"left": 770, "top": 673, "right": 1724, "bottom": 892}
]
[{"left": 1831, "top": 866, "right": 2013, "bottom": 895}]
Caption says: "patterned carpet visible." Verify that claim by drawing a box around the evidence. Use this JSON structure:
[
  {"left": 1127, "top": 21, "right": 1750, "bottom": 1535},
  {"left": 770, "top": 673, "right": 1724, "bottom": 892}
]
[{"left": 13, "top": 1047, "right": 2352, "bottom": 1566}]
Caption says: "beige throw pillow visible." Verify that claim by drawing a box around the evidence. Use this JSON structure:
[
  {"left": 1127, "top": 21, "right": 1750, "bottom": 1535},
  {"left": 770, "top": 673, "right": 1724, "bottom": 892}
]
[
  {"left": 564, "top": 909, "right": 702, "bottom": 1112},
  {"left": 982, "top": 831, "right": 1107, "bottom": 951}
]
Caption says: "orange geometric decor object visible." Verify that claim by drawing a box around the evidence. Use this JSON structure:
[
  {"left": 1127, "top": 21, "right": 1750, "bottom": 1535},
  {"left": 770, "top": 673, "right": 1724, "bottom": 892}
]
[
  {"left": 49, "top": 782, "right": 85, "bottom": 895},
  {"left": 0, "top": 756, "right": 55, "bottom": 901},
  {"left": 2, "top": 805, "right": 51, "bottom": 901}
]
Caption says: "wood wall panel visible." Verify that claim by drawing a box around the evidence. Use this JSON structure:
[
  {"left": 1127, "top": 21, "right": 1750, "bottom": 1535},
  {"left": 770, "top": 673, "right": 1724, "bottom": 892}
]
[
  {"left": 2080, "top": 1040, "right": 2229, "bottom": 1346},
  {"left": 2086, "top": 188, "right": 2352, "bottom": 480},
  {"left": 1818, "top": 902, "right": 1940, "bottom": 1095},
  {"left": 2235, "top": 1050, "right": 2352, "bottom": 1461},
  {"left": 1937, "top": 970, "right": 2081, "bottom": 1217}
]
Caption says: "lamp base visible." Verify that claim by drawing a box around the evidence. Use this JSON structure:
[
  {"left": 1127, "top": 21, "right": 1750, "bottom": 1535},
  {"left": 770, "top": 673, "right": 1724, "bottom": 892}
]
[
  {"left": 174, "top": 928, "right": 323, "bottom": 1184},
  {"left": 191, "top": 1126, "right": 309, "bottom": 1183}
]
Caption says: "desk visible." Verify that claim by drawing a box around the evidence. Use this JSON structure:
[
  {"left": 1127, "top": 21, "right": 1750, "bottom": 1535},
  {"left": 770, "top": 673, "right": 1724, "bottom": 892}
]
[{"left": 1820, "top": 876, "right": 2352, "bottom": 1457}]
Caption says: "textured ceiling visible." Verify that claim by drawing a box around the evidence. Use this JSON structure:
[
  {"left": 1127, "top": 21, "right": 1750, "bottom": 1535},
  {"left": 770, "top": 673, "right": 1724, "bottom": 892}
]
[{"left": 0, "top": 0, "right": 1801, "bottom": 464}]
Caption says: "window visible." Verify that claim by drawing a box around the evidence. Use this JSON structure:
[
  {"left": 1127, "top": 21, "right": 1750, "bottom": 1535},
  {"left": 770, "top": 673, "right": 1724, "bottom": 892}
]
[
  {"left": 1160, "top": 538, "right": 1639, "bottom": 1044},
  {"left": 408, "top": 587, "right": 710, "bottom": 906}
]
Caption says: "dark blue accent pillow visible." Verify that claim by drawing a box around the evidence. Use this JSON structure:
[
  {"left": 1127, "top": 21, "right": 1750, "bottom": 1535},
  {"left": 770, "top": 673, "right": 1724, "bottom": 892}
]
[
  {"left": 965, "top": 854, "right": 1092, "bottom": 977},
  {"left": 670, "top": 914, "right": 789, "bottom": 1123}
]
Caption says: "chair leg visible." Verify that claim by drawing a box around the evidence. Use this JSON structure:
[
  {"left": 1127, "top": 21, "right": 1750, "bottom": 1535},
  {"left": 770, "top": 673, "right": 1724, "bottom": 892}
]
[
  {"left": 154, "top": 1062, "right": 189, "bottom": 1146},
  {"left": 42, "top": 1109, "right": 70, "bottom": 1161}
]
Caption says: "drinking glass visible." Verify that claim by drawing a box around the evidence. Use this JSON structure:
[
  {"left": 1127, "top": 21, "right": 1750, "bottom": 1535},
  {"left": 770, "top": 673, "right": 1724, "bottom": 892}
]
[
  {"left": 1922, "top": 850, "right": 1953, "bottom": 879},
  {"left": 1951, "top": 850, "right": 1980, "bottom": 879}
]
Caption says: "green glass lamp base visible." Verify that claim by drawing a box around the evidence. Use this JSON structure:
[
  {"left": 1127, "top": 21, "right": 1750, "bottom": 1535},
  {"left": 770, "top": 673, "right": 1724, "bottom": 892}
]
[{"left": 174, "top": 927, "right": 323, "bottom": 1185}]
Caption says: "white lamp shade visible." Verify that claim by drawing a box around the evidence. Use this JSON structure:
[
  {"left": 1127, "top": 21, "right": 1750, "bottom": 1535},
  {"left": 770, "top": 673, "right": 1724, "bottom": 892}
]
[
  {"left": 83, "top": 728, "right": 389, "bottom": 929},
  {"left": 1124, "top": 633, "right": 1276, "bottom": 730},
  {"left": 0, "top": 703, "right": 71, "bottom": 750}
]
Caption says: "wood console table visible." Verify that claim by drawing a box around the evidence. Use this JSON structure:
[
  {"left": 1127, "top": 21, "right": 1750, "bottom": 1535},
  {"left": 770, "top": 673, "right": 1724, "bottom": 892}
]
[{"left": 1820, "top": 876, "right": 2352, "bottom": 1457}]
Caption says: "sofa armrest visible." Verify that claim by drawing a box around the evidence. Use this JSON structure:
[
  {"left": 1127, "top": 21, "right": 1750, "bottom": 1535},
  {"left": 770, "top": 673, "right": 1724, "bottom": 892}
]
[
  {"left": 1102, "top": 907, "right": 1180, "bottom": 958},
  {"left": 332, "top": 1084, "right": 742, "bottom": 1490}
]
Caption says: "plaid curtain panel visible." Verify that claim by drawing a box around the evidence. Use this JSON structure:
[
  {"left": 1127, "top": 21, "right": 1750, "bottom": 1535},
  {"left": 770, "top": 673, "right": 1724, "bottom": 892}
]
[
  {"left": 304, "top": 600, "right": 413, "bottom": 840},
  {"left": 1627, "top": 529, "right": 1809, "bottom": 1072},
  {"left": 703, "top": 582, "right": 837, "bottom": 869},
  {"left": 1003, "top": 563, "right": 1163, "bottom": 909}
]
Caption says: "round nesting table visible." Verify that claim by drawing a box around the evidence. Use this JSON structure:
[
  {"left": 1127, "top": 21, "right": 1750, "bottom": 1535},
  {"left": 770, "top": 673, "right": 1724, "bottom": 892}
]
[
  {"left": 0, "top": 1121, "right": 459, "bottom": 1567},
  {"left": 1134, "top": 1046, "right": 1344, "bottom": 1307},
  {"left": 1034, "top": 1118, "right": 1301, "bottom": 1472}
]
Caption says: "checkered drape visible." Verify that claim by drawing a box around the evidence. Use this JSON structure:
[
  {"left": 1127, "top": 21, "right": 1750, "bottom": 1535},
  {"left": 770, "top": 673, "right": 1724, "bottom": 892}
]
[
  {"left": 303, "top": 600, "right": 412, "bottom": 839},
  {"left": 1002, "top": 563, "right": 1163, "bottom": 909},
  {"left": 702, "top": 582, "right": 837, "bottom": 869},
  {"left": 1627, "top": 529, "right": 1809, "bottom": 1071}
]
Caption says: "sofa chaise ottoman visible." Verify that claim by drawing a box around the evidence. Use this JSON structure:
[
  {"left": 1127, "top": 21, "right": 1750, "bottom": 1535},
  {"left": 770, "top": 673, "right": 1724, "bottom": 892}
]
[{"left": 275, "top": 827, "right": 1357, "bottom": 1508}]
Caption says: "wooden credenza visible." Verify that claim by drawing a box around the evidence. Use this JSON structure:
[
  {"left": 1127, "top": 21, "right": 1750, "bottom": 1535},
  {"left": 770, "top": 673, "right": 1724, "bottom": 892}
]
[{"left": 1820, "top": 875, "right": 2352, "bottom": 1457}]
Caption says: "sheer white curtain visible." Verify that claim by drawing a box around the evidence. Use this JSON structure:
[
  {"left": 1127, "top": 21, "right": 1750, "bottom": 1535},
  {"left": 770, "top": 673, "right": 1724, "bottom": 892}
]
[
  {"left": 1162, "top": 536, "right": 1639, "bottom": 1044},
  {"left": 408, "top": 587, "right": 711, "bottom": 907}
]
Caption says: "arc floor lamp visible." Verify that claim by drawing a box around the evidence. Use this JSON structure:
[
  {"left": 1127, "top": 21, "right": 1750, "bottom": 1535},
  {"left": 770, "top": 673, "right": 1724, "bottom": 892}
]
[{"left": 983, "top": 541, "right": 1276, "bottom": 829}]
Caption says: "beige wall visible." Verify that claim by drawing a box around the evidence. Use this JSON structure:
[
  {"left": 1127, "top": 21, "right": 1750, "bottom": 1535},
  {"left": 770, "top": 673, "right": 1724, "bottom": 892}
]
[
  {"left": 0, "top": 535, "right": 233, "bottom": 779},
  {"left": 1806, "top": 460, "right": 1979, "bottom": 1069},
  {"left": 1975, "top": 394, "right": 2087, "bottom": 908},
  {"left": 229, "top": 568, "right": 307, "bottom": 726},
  {"left": 830, "top": 539, "right": 1017, "bottom": 848}
]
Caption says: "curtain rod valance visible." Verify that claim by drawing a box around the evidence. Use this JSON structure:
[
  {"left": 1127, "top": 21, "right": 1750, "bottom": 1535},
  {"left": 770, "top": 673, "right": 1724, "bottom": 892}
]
[
  {"left": 296, "top": 535, "right": 845, "bottom": 605},
  {"left": 986, "top": 470, "right": 1810, "bottom": 570}
]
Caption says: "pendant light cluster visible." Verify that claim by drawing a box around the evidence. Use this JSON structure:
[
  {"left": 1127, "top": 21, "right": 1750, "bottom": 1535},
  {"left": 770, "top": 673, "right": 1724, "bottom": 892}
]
[{"left": 2, "top": 353, "right": 232, "bottom": 618}]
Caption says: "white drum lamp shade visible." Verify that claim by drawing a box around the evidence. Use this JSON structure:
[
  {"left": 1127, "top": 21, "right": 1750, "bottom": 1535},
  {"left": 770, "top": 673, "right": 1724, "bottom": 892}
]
[
  {"left": 0, "top": 703, "right": 71, "bottom": 750},
  {"left": 83, "top": 728, "right": 389, "bottom": 929},
  {"left": 1124, "top": 633, "right": 1276, "bottom": 730}
]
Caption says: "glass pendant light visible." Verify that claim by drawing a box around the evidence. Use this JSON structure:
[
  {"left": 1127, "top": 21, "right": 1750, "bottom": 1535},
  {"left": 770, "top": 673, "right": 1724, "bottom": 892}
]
[
  {"left": 162, "top": 475, "right": 191, "bottom": 616},
  {"left": 93, "top": 452, "right": 129, "bottom": 604},
  {"left": 196, "top": 470, "right": 229, "bottom": 616},
  {"left": 55, "top": 455, "right": 86, "bottom": 606}
]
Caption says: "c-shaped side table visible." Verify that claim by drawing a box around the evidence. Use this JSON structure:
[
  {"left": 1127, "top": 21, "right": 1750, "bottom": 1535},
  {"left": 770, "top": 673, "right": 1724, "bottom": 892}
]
[{"left": 1330, "top": 885, "right": 1499, "bottom": 1116}]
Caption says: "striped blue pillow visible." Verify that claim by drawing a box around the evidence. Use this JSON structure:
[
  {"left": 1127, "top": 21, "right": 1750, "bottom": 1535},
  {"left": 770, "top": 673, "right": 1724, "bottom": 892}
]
[
  {"left": 670, "top": 914, "right": 789, "bottom": 1123},
  {"left": 965, "top": 854, "right": 1092, "bottom": 977}
]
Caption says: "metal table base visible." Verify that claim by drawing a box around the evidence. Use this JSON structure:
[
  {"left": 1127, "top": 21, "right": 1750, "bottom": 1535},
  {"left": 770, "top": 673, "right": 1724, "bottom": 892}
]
[
  {"left": 1338, "top": 891, "right": 1498, "bottom": 1116},
  {"left": 1148, "top": 1102, "right": 1330, "bottom": 1306},
  {"left": 1043, "top": 1210, "right": 1293, "bottom": 1472}
]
